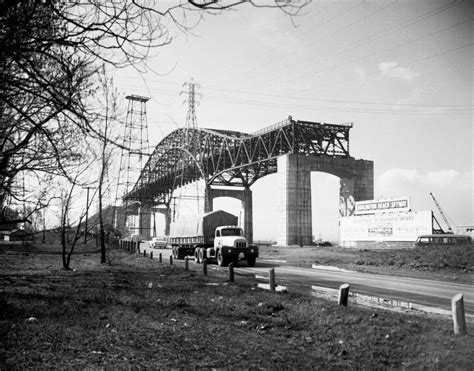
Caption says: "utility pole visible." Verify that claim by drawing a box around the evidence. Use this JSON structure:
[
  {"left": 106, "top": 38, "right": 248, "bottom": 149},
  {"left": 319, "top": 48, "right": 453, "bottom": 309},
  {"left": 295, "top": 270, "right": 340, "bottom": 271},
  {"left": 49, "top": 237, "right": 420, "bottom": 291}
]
[{"left": 84, "top": 186, "right": 94, "bottom": 244}]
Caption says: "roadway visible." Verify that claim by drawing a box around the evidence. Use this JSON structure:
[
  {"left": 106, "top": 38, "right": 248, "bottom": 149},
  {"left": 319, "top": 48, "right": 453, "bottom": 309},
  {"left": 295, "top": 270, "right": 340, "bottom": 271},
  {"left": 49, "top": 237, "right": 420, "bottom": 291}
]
[{"left": 137, "top": 244, "right": 474, "bottom": 316}]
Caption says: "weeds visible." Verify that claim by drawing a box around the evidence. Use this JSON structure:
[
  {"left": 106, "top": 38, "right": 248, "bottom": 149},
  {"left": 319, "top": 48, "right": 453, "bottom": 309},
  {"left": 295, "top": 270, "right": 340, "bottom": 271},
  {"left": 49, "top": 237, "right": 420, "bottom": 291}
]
[{"left": 0, "top": 247, "right": 473, "bottom": 368}]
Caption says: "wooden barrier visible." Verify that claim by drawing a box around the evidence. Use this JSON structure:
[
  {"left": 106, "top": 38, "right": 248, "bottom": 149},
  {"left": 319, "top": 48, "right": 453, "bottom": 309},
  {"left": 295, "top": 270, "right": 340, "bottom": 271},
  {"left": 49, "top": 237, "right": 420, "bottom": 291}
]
[
  {"left": 338, "top": 283, "right": 350, "bottom": 306},
  {"left": 269, "top": 268, "right": 275, "bottom": 292},
  {"left": 452, "top": 293, "right": 467, "bottom": 335},
  {"left": 228, "top": 263, "right": 234, "bottom": 282}
]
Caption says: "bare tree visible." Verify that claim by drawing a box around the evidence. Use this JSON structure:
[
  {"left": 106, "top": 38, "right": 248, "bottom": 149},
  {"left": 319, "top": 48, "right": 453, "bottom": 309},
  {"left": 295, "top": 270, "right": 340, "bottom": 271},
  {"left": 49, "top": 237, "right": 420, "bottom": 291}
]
[
  {"left": 94, "top": 67, "right": 121, "bottom": 263},
  {"left": 58, "top": 172, "right": 95, "bottom": 270},
  {"left": 0, "top": 0, "right": 308, "bottom": 227}
]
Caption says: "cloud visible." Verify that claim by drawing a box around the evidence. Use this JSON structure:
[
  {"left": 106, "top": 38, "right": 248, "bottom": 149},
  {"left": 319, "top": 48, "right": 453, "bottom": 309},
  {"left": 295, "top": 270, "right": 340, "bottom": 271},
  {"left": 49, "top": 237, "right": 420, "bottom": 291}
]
[
  {"left": 378, "top": 62, "right": 419, "bottom": 81},
  {"left": 375, "top": 168, "right": 473, "bottom": 226}
]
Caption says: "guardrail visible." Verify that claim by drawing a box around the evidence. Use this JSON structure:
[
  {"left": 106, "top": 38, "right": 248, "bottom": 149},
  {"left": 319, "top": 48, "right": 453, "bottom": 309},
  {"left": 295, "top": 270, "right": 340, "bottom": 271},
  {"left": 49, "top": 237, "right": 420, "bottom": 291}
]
[{"left": 115, "top": 238, "right": 469, "bottom": 335}]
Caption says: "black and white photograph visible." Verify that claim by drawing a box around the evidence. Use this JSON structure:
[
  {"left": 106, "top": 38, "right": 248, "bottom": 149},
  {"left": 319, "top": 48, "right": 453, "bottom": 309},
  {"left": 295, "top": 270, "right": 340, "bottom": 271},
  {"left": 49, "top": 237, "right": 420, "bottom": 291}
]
[{"left": 1, "top": 0, "right": 473, "bottom": 368}]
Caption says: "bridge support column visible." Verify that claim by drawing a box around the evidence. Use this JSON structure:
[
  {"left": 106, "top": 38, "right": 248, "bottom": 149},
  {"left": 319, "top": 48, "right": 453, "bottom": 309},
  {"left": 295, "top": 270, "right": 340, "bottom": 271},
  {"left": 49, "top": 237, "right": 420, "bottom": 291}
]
[
  {"left": 277, "top": 155, "right": 312, "bottom": 246},
  {"left": 154, "top": 207, "right": 171, "bottom": 236},
  {"left": 242, "top": 188, "right": 253, "bottom": 244},
  {"left": 138, "top": 205, "right": 152, "bottom": 240},
  {"left": 204, "top": 186, "right": 213, "bottom": 213},
  {"left": 204, "top": 187, "right": 253, "bottom": 244},
  {"left": 276, "top": 154, "right": 373, "bottom": 246}
]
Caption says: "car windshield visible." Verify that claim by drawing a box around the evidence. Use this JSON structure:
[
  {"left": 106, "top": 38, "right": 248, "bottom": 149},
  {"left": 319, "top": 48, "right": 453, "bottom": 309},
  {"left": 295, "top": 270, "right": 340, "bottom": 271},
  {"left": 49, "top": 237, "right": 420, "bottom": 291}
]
[{"left": 221, "top": 228, "right": 243, "bottom": 237}]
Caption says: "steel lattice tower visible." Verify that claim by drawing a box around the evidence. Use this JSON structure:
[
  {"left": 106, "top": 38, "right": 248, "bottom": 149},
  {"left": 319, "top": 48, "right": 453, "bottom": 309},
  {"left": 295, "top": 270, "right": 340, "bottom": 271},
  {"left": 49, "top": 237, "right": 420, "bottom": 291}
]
[
  {"left": 183, "top": 78, "right": 201, "bottom": 153},
  {"left": 173, "top": 79, "right": 202, "bottom": 220},
  {"left": 114, "top": 95, "right": 150, "bottom": 232}
]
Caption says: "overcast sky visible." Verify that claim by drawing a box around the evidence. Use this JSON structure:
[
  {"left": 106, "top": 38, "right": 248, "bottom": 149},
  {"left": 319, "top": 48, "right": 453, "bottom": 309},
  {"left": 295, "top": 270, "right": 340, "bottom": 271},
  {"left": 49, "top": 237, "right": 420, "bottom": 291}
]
[{"left": 112, "top": 0, "right": 473, "bottom": 241}]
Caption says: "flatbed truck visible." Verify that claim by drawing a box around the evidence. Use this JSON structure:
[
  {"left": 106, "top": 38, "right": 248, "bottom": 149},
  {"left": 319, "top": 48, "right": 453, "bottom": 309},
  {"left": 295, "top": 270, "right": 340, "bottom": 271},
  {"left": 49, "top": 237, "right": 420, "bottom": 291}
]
[{"left": 169, "top": 210, "right": 258, "bottom": 267}]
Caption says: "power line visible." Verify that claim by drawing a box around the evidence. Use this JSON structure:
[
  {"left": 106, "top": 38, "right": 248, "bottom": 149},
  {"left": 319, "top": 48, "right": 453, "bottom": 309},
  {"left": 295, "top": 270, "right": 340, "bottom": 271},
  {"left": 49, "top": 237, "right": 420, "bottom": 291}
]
[
  {"left": 254, "top": 0, "right": 464, "bottom": 88},
  {"left": 115, "top": 78, "right": 473, "bottom": 109},
  {"left": 287, "top": 17, "right": 473, "bottom": 86},
  {"left": 206, "top": 1, "right": 363, "bottom": 86},
  {"left": 297, "top": 40, "right": 474, "bottom": 93}
]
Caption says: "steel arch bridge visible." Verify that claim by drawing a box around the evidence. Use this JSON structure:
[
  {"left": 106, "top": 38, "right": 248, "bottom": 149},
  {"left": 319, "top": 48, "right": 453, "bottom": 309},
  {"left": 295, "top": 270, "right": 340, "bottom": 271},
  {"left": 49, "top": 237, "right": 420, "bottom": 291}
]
[{"left": 125, "top": 116, "right": 353, "bottom": 205}]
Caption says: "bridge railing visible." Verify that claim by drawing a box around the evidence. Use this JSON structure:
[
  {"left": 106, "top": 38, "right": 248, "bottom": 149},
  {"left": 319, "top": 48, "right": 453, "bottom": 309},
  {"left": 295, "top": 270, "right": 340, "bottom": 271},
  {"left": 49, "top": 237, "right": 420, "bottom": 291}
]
[{"left": 251, "top": 117, "right": 292, "bottom": 136}]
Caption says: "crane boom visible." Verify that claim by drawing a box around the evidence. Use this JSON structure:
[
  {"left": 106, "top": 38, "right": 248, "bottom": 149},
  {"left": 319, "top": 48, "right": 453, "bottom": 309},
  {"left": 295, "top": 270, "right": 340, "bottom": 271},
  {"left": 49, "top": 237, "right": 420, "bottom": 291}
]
[{"left": 429, "top": 192, "right": 453, "bottom": 233}]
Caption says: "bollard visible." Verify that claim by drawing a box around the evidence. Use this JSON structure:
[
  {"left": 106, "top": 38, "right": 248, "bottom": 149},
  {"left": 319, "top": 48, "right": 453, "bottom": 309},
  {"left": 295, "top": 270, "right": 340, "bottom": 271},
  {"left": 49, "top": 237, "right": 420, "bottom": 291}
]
[
  {"left": 159, "top": 253, "right": 162, "bottom": 263},
  {"left": 452, "top": 293, "right": 467, "bottom": 335},
  {"left": 150, "top": 251, "right": 153, "bottom": 260},
  {"left": 228, "top": 262, "right": 234, "bottom": 282},
  {"left": 137, "top": 241, "right": 141, "bottom": 253},
  {"left": 143, "top": 249, "right": 146, "bottom": 257},
  {"left": 269, "top": 268, "right": 276, "bottom": 292},
  {"left": 170, "top": 255, "right": 173, "bottom": 265},
  {"left": 185, "top": 256, "right": 189, "bottom": 271},
  {"left": 202, "top": 258, "right": 208, "bottom": 276},
  {"left": 338, "top": 283, "right": 350, "bottom": 306}
]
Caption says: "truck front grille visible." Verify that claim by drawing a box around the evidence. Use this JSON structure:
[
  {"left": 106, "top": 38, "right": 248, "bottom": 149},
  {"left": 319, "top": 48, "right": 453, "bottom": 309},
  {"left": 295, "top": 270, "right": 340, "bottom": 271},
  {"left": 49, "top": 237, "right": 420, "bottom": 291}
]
[{"left": 235, "top": 241, "right": 246, "bottom": 248}]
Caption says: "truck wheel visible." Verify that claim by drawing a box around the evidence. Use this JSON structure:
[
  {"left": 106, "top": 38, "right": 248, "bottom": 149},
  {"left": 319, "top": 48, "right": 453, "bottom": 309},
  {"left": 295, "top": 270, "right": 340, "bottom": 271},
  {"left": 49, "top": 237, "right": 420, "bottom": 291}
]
[
  {"left": 217, "top": 249, "right": 227, "bottom": 267},
  {"left": 247, "top": 257, "right": 256, "bottom": 267},
  {"left": 198, "top": 248, "right": 205, "bottom": 263},
  {"left": 194, "top": 249, "right": 200, "bottom": 264}
]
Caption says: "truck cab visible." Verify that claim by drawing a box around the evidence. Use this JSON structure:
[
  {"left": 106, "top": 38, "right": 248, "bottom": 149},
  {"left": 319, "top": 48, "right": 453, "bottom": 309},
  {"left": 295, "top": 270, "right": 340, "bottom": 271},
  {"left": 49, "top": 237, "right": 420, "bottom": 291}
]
[
  {"left": 215, "top": 226, "right": 245, "bottom": 246},
  {"left": 211, "top": 225, "right": 258, "bottom": 267}
]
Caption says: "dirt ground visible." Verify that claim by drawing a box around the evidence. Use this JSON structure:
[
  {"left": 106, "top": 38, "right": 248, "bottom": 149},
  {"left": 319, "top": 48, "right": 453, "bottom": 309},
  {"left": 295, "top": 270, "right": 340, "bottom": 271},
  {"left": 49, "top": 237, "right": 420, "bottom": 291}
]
[{"left": 1, "top": 243, "right": 473, "bottom": 369}]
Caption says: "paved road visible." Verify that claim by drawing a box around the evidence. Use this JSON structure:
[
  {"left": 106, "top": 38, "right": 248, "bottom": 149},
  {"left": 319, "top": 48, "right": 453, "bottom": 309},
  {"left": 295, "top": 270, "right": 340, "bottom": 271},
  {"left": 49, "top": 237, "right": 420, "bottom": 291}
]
[
  {"left": 137, "top": 244, "right": 474, "bottom": 315},
  {"left": 249, "top": 263, "right": 474, "bottom": 314}
]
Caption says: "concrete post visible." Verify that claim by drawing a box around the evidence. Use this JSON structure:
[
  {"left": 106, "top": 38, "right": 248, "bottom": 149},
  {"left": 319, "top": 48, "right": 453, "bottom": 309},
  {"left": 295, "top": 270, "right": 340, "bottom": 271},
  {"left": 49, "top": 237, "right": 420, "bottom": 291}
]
[{"left": 338, "top": 283, "right": 350, "bottom": 306}]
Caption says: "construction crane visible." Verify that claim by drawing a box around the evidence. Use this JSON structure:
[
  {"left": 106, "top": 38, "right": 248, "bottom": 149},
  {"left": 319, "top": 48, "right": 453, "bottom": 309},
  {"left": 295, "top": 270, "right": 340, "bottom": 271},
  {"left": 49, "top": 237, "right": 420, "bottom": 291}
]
[{"left": 429, "top": 192, "right": 453, "bottom": 233}]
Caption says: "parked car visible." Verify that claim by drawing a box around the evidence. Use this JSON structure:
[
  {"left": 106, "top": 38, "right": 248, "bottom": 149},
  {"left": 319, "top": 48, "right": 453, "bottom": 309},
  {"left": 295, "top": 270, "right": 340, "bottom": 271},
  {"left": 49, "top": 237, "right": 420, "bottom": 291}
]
[
  {"left": 150, "top": 236, "right": 168, "bottom": 249},
  {"left": 414, "top": 234, "right": 472, "bottom": 246}
]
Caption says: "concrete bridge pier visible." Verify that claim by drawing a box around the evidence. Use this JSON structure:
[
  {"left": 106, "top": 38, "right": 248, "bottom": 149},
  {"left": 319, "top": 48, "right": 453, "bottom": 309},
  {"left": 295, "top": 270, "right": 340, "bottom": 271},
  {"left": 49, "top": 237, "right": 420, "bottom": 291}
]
[
  {"left": 276, "top": 154, "right": 373, "bottom": 246},
  {"left": 154, "top": 207, "right": 171, "bottom": 236},
  {"left": 138, "top": 206, "right": 171, "bottom": 239},
  {"left": 138, "top": 205, "right": 152, "bottom": 240},
  {"left": 205, "top": 187, "right": 253, "bottom": 244}
]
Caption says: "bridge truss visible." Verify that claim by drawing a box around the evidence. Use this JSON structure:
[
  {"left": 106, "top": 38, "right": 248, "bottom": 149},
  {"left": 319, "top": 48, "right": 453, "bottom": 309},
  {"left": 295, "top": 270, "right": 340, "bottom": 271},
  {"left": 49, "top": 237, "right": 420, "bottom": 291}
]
[{"left": 126, "top": 117, "right": 353, "bottom": 206}]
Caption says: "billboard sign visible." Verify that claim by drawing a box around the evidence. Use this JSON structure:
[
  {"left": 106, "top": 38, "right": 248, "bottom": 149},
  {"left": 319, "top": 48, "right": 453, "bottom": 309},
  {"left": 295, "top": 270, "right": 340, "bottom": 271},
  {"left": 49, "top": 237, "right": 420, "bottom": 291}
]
[
  {"left": 340, "top": 210, "right": 432, "bottom": 242},
  {"left": 354, "top": 197, "right": 410, "bottom": 215}
]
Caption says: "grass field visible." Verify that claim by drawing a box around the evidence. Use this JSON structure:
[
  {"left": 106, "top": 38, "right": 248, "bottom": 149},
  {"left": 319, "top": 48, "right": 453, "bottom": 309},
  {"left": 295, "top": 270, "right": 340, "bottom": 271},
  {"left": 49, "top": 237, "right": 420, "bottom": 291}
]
[{"left": 1, "top": 243, "right": 473, "bottom": 369}]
